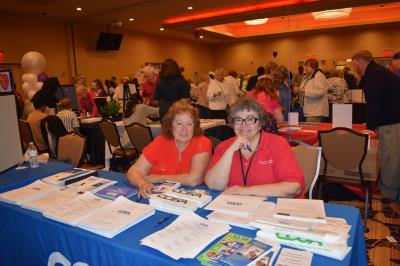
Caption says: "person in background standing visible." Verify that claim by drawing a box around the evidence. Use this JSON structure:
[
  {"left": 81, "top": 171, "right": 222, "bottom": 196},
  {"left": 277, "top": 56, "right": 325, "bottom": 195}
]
[
  {"left": 343, "top": 66, "right": 358, "bottom": 90},
  {"left": 91, "top": 79, "right": 107, "bottom": 97},
  {"left": 390, "top": 52, "right": 400, "bottom": 78},
  {"left": 142, "top": 65, "right": 159, "bottom": 107},
  {"left": 154, "top": 58, "right": 190, "bottom": 121},
  {"left": 327, "top": 70, "right": 350, "bottom": 104},
  {"left": 114, "top": 76, "right": 137, "bottom": 113},
  {"left": 297, "top": 58, "right": 329, "bottom": 122},
  {"left": 352, "top": 50, "right": 400, "bottom": 201},
  {"left": 246, "top": 66, "right": 265, "bottom": 91},
  {"left": 292, "top": 66, "right": 305, "bottom": 88}
]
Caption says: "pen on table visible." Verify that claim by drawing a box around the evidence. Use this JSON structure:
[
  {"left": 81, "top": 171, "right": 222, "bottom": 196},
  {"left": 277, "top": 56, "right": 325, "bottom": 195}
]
[{"left": 157, "top": 215, "right": 173, "bottom": 226}]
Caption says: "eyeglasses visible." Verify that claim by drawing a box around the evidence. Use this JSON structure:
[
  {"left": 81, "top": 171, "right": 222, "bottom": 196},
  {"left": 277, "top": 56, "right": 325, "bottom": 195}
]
[{"left": 231, "top": 116, "right": 259, "bottom": 125}]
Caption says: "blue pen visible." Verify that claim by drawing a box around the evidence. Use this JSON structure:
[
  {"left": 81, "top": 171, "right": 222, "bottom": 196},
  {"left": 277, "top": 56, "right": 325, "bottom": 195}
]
[
  {"left": 245, "top": 144, "right": 252, "bottom": 152},
  {"left": 157, "top": 214, "right": 173, "bottom": 226}
]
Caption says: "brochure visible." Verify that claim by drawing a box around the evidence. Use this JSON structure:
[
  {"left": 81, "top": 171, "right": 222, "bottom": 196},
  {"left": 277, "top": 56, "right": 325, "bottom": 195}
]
[
  {"left": 274, "top": 198, "right": 326, "bottom": 224},
  {"left": 197, "top": 232, "right": 276, "bottom": 266},
  {"left": 42, "top": 168, "right": 96, "bottom": 186},
  {"left": 95, "top": 183, "right": 138, "bottom": 200},
  {"left": 0, "top": 180, "right": 58, "bottom": 205}
]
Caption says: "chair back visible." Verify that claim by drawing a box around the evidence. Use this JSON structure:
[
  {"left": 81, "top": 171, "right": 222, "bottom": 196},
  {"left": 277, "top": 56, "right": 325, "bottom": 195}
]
[
  {"left": 203, "top": 125, "right": 235, "bottom": 151},
  {"left": 318, "top": 127, "right": 368, "bottom": 185},
  {"left": 125, "top": 122, "right": 153, "bottom": 153},
  {"left": 58, "top": 133, "right": 86, "bottom": 167},
  {"left": 18, "top": 120, "right": 34, "bottom": 152},
  {"left": 290, "top": 139, "right": 322, "bottom": 199},
  {"left": 98, "top": 119, "right": 122, "bottom": 148}
]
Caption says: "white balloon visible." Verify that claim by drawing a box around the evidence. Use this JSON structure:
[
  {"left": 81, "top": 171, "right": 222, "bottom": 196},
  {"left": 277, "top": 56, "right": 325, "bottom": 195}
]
[
  {"left": 23, "top": 73, "right": 37, "bottom": 83},
  {"left": 27, "top": 90, "right": 36, "bottom": 99},
  {"left": 27, "top": 82, "right": 37, "bottom": 91},
  {"left": 21, "top": 51, "right": 46, "bottom": 75},
  {"left": 36, "top": 82, "right": 43, "bottom": 91}
]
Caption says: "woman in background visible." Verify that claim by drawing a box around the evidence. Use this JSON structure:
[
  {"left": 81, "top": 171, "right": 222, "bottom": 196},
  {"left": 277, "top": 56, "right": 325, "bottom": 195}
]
[
  {"left": 154, "top": 58, "right": 190, "bottom": 121},
  {"left": 247, "top": 77, "right": 283, "bottom": 124}
]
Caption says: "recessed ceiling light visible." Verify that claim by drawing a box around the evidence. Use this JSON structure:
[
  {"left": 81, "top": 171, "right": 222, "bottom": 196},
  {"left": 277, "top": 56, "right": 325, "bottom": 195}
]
[
  {"left": 199, "top": 35, "right": 204, "bottom": 39},
  {"left": 160, "top": 27, "right": 165, "bottom": 31},
  {"left": 311, "top": 8, "right": 352, "bottom": 20},
  {"left": 187, "top": 6, "right": 193, "bottom": 10},
  {"left": 244, "top": 18, "right": 268, "bottom": 25},
  {"left": 76, "top": 7, "right": 82, "bottom": 11},
  {"left": 129, "top": 18, "right": 134, "bottom": 21}
]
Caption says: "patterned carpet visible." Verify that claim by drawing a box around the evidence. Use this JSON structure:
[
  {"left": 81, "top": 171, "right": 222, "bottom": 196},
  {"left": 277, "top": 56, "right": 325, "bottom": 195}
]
[{"left": 331, "top": 198, "right": 400, "bottom": 266}]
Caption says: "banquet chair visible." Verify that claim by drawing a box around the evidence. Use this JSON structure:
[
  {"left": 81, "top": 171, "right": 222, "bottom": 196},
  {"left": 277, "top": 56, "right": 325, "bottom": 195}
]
[
  {"left": 125, "top": 122, "right": 153, "bottom": 154},
  {"left": 57, "top": 133, "right": 87, "bottom": 167},
  {"left": 290, "top": 139, "right": 322, "bottom": 199},
  {"left": 318, "top": 127, "right": 370, "bottom": 230},
  {"left": 40, "top": 115, "right": 68, "bottom": 158},
  {"left": 203, "top": 125, "right": 235, "bottom": 152},
  {"left": 18, "top": 119, "right": 48, "bottom": 154},
  {"left": 98, "top": 119, "right": 136, "bottom": 171}
]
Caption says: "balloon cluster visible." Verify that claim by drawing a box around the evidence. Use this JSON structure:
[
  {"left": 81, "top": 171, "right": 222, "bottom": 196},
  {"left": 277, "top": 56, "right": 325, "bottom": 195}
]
[{"left": 20, "top": 51, "right": 47, "bottom": 99}]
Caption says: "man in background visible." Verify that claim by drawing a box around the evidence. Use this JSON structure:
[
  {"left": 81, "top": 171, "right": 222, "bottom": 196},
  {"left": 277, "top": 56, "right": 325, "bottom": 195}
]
[
  {"left": 246, "top": 66, "right": 265, "bottom": 91},
  {"left": 390, "top": 52, "right": 400, "bottom": 78},
  {"left": 352, "top": 50, "right": 400, "bottom": 201}
]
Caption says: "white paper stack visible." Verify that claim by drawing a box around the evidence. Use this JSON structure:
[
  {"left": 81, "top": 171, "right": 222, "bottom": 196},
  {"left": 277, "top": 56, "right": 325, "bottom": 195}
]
[
  {"left": 141, "top": 212, "right": 230, "bottom": 260},
  {"left": 273, "top": 198, "right": 327, "bottom": 224},
  {"left": 21, "top": 187, "right": 81, "bottom": 213},
  {"left": 251, "top": 198, "right": 352, "bottom": 261},
  {"left": 66, "top": 176, "right": 117, "bottom": 194},
  {"left": 0, "top": 180, "right": 58, "bottom": 205},
  {"left": 149, "top": 193, "right": 198, "bottom": 215},
  {"left": 205, "top": 194, "right": 265, "bottom": 217},
  {"left": 207, "top": 201, "right": 276, "bottom": 230},
  {"left": 43, "top": 191, "right": 112, "bottom": 226},
  {"left": 76, "top": 196, "right": 155, "bottom": 238},
  {"left": 42, "top": 168, "right": 96, "bottom": 186},
  {"left": 164, "top": 188, "right": 212, "bottom": 207}
]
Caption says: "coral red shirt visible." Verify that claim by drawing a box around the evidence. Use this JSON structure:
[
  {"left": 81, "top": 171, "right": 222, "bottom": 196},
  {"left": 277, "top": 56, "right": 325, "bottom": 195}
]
[
  {"left": 209, "top": 131, "right": 305, "bottom": 197},
  {"left": 143, "top": 135, "right": 212, "bottom": 175}
]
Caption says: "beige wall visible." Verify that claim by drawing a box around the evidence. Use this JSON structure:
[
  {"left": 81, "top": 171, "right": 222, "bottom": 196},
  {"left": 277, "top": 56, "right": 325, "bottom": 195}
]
[
  {"left": 0, "top": 13, "right": 215, "bottom": 93},
  {"left": 73, "top": 23, "right": 215, "bottom": 84},
  {"left": 214, "top": 23, "right": 400, "bottom": 75}
]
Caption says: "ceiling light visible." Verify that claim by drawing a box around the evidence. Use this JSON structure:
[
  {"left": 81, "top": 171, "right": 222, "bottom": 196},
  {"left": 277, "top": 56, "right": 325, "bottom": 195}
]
[
  {"left": 76, "top": 7, "right": 82, "bottom": 11},
  {"left": 187, "top": 6, "right": 193, "bottom": 10},
  {"left": 244, "top": 18, "right": 268, "bottom": 25},
  {"left": 160, "top": 27, "right": 165, "bottom": 31},
  {"left": 129, "top": 18, "right": 134, "bottom": 21},
  {"left": 199, "top": 35, "right": 204, "bottom": 39},
  {"left": 311, "top": 8, "right": 352, "bottom": 20}
]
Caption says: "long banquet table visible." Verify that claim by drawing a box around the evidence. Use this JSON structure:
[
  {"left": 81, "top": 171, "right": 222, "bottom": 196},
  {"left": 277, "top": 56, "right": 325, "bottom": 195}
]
[{"left": 0, "top": 162, "right": 367, "bottom": 266}]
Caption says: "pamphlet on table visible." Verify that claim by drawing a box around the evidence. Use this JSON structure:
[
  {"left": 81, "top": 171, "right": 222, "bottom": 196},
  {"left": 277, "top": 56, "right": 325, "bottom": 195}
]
[
  {"left": 204, "top": 194, "right": 265, "bottom": 217},
  {"left": 41, "top": 168, "right": 97, "bottom": 186},
  {"left": 95, "top": 183, "right": 138, "bottom": 200},
  {"left": 275, "top": 248, "right": 313, "bottom": 266},
  {"left": 141, "top": 212, "right": 230, "bottom": 260},
  {"left": 0, "top": 180, "right": 58, "bottom": 205},
  {"left": 273, "top": 198, "right": 327, "bottom": 224}
]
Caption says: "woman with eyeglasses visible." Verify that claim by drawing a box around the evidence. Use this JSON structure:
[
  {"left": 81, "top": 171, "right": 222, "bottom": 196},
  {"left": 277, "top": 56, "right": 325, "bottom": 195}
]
[
  {"left": 127, "top": 99, "right": 212, "bottom": 198},
  {"left": 205, "top": 97, "right": 304, "bottom": 198}
]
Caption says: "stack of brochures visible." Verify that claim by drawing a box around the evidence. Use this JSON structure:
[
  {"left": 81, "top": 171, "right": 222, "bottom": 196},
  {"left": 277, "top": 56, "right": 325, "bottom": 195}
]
[
  {"left": 251, "top": 198, "right": 352, "bottom": 261},
  {"left": 197, "top": 232, "right": 280, "bottom": 266},
  {"left": 41, "top": 168, "right": 96, "bottom": 186},
  {"left": 76, "top": 196, "right": 155, "bottom": 238},
  {"left": 19, "top": 176, "right": 116, "bottom": 213},
  {"left": 0, "top": 180, "right": 58, "bottom": 205},
  {"left": 149, "top": 182, "right": 211, "bottom": 215},
  {"left": 141, "top": 212, "right": 230, "bottom": 260},
  {"left": 95, "top": 183, "right": 138, "bottom": 200}
]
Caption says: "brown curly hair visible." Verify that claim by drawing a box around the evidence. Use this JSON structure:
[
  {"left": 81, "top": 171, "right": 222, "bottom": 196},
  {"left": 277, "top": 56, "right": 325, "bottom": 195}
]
[
  {"left": 253, "top": 77, "right": 280, "bottom": 101},
  {"left": 228, "top": 97, "right": 268, "bottom": 129},
  {"left": 161, "top": 99, "right": 202, "bottom": 138}
]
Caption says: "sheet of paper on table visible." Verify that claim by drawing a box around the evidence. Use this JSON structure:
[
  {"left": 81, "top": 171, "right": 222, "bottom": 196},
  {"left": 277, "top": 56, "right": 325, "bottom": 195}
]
[
  {"left": 332, "top": 104, "right": 352, "bottom": 129},
  {"left": 288, "top": 112, "right": 299, "bottom": 126},
  {"left": 274, "top": 198, "right": 326, "bottom": 224},
  {"left": 0, "top": 180, "right": 58, "bottom": 205},
  {"left": 275, "top": 248, "right": 313, "bottom": 266},
  {"left": 141, "top": 212, "right": 230, "bottom": 260},
  {"left": 205, "top": 194, "right": 265, "bottom": 217}
]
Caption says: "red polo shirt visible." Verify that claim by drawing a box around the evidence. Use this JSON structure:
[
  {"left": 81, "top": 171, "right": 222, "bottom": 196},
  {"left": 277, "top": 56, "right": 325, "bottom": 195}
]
[
  {"left": 209, "top": 131, "right": 305, "bottom": 197},
  {"left": 143, "top": 135, "right": 212, "bottom": 175}
]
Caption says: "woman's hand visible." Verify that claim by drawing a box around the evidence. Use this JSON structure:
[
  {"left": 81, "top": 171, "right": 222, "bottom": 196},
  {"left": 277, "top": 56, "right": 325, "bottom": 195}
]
[
  {"left": 229, "top": 136, "right": 250, "bottom": 152},
  {"left": 222, "top": 185, "right": 249, "bottom": 196},
  {"left": 138, "top": 182, "right": 154, "bottom": 198},
  {"left": 145, "top": 174, "right": 165, "bottom": 183}
]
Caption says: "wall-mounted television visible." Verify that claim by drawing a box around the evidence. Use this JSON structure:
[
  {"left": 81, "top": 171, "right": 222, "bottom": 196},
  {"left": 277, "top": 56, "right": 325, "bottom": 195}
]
[{"left": 96, "top": 32, "right": 123, "bottom": 51}]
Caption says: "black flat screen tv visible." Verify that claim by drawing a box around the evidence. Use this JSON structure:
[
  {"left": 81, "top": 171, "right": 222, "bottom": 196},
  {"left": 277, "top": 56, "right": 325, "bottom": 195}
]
[{"left": 96, "top": 32, "right": 123, "bottom": 51}]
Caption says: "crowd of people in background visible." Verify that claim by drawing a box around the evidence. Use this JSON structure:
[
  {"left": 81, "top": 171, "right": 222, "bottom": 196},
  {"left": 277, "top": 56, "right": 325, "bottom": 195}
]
[{"left": 16, "top": 50, "right": 400, "bottom": 203}]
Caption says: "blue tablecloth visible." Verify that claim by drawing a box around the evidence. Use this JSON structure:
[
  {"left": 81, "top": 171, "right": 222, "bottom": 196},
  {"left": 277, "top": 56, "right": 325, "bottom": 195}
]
[{"left": 0, "top": 162, "right": 367, "bottom": 266}]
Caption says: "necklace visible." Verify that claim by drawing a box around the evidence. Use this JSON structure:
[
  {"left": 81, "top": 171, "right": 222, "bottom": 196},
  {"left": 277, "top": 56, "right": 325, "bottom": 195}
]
[{"left": 238, "top": 133, "right": 262, "bottom": 186}]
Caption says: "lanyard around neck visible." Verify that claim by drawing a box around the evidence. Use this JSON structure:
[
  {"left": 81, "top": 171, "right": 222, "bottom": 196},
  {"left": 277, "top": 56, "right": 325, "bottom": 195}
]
[{"left": 238, "top": 133, "right": 261, "bottom": 186}]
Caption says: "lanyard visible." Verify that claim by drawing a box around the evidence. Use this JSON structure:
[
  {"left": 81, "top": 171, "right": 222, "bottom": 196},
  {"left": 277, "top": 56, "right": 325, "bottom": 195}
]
[{"left": 238, "top": 133, "right": 261, "bottom": 186}]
